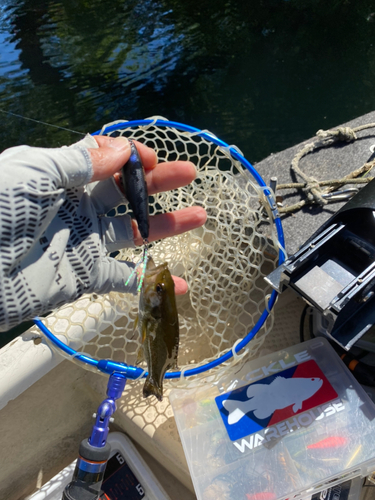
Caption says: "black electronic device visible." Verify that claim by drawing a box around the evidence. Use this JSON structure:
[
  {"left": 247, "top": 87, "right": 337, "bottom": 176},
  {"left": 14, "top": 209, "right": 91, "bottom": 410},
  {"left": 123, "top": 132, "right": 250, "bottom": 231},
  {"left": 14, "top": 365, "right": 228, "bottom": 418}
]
[{"left": 266, "top": 177, "right": 375, "bottom": 350}]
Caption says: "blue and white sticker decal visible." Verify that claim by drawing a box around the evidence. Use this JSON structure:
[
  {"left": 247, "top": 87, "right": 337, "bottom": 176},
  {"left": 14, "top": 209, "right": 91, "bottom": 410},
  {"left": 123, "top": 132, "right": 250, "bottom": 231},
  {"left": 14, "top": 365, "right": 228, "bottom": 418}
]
[{"left": 216, "top": 360, "right": 338, "bottom": 441}]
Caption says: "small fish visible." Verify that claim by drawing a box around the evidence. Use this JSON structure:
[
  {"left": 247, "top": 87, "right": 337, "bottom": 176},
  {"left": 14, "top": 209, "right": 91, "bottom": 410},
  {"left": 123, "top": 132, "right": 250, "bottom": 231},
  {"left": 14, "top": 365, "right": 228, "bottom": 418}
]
[
  {"left": 223, "top": 376, "right": 323, "bottom": 423},
  {"left": 307, "top": 436, "right": 348, "bottom": 450},
  {"left": 121, "top": 140, "right": 149, "bottom": 241},
  {"left": 136, "top": 257, "right": 179, "bottom": 401}
]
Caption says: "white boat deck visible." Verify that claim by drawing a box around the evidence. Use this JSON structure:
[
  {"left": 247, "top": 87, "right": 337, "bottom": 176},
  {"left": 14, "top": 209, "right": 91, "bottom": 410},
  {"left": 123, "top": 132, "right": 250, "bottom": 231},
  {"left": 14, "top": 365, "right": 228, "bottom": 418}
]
[{"left": 2, "top": 288, "right": 373, "bottom": 499}]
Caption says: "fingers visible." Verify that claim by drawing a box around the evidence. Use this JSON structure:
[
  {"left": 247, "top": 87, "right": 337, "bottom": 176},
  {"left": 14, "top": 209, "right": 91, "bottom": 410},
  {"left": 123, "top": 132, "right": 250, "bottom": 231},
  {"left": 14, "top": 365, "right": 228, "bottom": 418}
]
[
  {"left": 89, "top": 136, "right": 131, "bottom": 182},
  {"left": 132, "top": 206, "right": 207, "bottom": 246},
  {"left": 90, "top": 136, "right": 157, "bottom": 182},
  {"left": 172, "top": 276, "right": 188, "bottom": 295},
  {"left": 131, "top": 139, "right": 158, "bottom": 170},
  {"left": 113, "top": 159, "right": 197, "bottom": 196},
  {"left": 145, "top": 161, "right": 197, "bottom": 195},
  {"left": 90, "top": 136, "right": 197, "bottom": 194},
  {"left": 89, "top": 136, "right": 207, "bottom": 297},
  {"left": 95, "top": 256, "right": 187, "bottom": 296}
]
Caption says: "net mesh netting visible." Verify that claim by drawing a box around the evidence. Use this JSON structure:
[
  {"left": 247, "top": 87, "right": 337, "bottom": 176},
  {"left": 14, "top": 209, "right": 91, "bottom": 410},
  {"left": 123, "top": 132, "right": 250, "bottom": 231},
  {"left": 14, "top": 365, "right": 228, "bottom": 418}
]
[{"left": 30, "top": 118, "right": 281, "bottom": 388}]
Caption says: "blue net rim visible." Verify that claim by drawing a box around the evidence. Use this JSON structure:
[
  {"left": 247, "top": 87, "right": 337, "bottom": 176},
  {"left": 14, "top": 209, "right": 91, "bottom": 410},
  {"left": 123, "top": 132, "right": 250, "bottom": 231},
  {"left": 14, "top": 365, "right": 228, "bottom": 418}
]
[{"left": 34, "top": 118, "right": 286, "bottom": 379}]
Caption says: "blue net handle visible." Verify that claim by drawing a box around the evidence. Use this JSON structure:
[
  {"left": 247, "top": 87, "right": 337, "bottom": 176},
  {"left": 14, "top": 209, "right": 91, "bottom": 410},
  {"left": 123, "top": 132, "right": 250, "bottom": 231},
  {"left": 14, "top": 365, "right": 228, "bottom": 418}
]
[{"left": 34, "top": 119, "right": 285, "bottom": 378}]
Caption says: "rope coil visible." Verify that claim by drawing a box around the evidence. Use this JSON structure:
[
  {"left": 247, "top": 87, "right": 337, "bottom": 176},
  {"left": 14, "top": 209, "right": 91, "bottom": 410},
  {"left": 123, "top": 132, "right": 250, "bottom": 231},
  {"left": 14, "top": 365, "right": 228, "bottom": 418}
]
[{"left": 277, "top": 124, "right": 375, "bottom": 214}]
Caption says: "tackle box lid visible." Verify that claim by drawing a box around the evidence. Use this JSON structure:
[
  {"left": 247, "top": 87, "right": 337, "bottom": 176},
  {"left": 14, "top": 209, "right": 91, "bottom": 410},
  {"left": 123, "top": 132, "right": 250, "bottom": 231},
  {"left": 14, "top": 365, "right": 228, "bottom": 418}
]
[{"left": 169, "top": 337, "right": 375, "bottom": 500}]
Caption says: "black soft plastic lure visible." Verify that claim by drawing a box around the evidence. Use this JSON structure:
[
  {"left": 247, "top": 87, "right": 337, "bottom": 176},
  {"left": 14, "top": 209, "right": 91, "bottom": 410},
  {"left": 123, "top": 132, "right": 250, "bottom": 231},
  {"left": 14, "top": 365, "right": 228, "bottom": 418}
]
[{"left": 121, "top": 140, "right": 149, "bottom": 241}]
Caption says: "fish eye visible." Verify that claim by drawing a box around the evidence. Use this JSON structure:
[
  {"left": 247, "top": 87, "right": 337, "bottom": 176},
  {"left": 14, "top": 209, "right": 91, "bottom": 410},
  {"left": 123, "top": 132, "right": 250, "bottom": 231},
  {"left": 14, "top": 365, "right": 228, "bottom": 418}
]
[{"left": 156, "top": 283, "right": 165, "bottom": 294}]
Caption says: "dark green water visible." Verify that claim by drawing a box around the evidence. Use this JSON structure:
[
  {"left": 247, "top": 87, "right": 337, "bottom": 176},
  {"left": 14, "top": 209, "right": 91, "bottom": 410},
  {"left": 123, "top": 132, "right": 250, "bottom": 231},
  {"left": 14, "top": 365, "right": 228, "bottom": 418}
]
[
  {"left": 1, "top": 0, "right": 375, "bottom": 163},
  {"left": 0, "top": 0, "right": 375, "bottom": 345}
]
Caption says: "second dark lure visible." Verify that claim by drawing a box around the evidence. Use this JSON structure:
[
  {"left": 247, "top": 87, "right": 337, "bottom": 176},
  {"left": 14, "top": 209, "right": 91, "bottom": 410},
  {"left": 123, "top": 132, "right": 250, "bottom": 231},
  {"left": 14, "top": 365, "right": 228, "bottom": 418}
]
[{"left": 121, "top": 140, "right": 149, "bottom": 241}]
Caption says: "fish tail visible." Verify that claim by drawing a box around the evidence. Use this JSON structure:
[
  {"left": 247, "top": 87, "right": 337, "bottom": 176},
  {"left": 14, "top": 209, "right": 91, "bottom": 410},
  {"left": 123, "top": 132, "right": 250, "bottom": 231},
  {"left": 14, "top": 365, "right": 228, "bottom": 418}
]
[
  {"left": 223, "top": 399, "right": 245, "bottom": 425},
  {"left": 143, "top": 376, "right": 163, "bottom": 401}
]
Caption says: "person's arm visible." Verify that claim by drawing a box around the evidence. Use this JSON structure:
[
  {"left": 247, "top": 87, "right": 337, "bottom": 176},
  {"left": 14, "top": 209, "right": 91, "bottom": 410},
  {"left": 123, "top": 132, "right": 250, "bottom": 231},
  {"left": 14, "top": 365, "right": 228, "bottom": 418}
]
[{"left": 0, "top": 135, "right": 206, "bottom": 332}]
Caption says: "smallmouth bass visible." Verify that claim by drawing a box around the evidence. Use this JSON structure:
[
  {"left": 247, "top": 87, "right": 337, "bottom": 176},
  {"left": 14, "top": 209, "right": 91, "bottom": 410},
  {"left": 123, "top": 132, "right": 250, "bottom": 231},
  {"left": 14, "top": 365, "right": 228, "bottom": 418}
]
[{"left": 136, "top": 257, "right": 179, "bottom": 401}]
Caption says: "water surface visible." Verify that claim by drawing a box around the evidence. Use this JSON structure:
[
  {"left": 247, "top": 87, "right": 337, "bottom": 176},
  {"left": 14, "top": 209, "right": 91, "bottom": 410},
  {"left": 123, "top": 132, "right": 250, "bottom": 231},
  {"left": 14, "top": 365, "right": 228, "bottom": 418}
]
[{"left": 0, "top": 0, "right": 374, "bottom": 162}]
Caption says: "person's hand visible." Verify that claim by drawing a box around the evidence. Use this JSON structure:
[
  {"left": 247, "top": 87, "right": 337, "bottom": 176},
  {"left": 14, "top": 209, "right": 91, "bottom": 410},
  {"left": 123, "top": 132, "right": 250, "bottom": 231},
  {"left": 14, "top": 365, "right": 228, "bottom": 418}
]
[
  {"left": 0, "top": 134, "right": 206, "bottom": 332},
  {"left": 89, "top": 135, "right": 206, "bottom": 294}
]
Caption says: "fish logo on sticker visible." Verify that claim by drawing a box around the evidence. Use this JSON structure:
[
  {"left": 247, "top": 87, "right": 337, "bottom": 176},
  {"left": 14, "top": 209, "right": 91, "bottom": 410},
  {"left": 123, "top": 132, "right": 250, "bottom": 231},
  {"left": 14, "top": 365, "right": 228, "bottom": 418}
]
[
  {"left": 216, "top": 360, "right": 338, "bottom": 441},
  {"left": 224, "top": 376, "right": 323, "bottom": 423}
]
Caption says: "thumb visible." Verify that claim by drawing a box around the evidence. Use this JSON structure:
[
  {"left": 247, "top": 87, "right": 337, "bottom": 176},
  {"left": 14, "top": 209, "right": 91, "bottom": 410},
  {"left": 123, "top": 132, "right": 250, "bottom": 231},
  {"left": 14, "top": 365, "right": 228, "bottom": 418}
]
[
  {"left": 93, "top": 256, "right": 138, "bottom": 295},
  {"left": 89, "top": 136, "right": 131, "bottom": 182}
]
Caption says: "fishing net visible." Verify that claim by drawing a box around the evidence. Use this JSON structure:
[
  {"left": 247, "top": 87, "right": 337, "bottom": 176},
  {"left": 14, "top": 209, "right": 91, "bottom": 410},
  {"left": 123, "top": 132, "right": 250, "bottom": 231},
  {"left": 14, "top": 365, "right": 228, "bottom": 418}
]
[{"left": 32, "top": 117, "right": 285, "bottom": 389}]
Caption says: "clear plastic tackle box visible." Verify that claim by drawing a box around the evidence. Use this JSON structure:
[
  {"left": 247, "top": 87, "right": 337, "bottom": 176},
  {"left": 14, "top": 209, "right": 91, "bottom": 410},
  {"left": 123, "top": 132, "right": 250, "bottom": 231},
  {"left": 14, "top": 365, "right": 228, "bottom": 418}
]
[
  {"left": 302, "top": 474, "right": 364, "bottom": 500},
  {"left": 170, "top": 338, "right": 375, "bottom": 500}
]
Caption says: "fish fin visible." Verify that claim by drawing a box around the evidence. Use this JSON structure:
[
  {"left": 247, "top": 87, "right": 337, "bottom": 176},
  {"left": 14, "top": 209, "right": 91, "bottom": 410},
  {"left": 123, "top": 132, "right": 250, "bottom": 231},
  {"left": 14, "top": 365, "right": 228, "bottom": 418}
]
[
  {"left": 253, "top": 407, "right": 273, "bottom": 420},
  {"left": 136, "top": 345, "right": 145, "bottom": 365},
  {"left": 228, "top": 408, "right": 245, "bottom": 425},
  {"left": 272, "top": 376, "right": 286, "bottom": 385},
  {"left": 147, "top": 256, "right": 156, "bottom": 270},
  {"left": 292, "top": 401, "right": 303, "bottom": 412},
  {"left": 171, "top": 344, "right": 179, "bottom": 369},
  {"left": 246, "top": 383, "right": 264, "bottom": 399},
  {"left": 129, "top": 315, "right": 139, "bottom": 340},
  {"left": 143, "top": 376, "right": 163, "bottom": 401},
  {"left": 141, "top": 321, "right": 148, "bottom": 343},
  {"left": 222, "top": 399, "right": 245, "bottom": 425}
]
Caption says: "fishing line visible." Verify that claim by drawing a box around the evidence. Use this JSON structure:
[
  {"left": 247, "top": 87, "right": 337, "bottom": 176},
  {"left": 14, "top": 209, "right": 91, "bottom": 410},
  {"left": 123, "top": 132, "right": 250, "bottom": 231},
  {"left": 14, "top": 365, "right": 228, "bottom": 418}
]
[
  {"left": 124, "top": 247, "right": 149, "bottom": 289},
  {"left": 0, "top": 108, "right": 86, "bottom": 136},
  {"left": 137, "top": 246, "right": 149, "bottom": 293}
]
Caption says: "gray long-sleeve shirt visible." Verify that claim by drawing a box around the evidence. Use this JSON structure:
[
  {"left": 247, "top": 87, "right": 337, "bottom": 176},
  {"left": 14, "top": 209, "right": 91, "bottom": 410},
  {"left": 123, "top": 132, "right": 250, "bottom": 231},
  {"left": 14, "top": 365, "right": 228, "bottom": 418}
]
[{"left": 0, "top": 135, "right": 137, "bottom": 332}]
